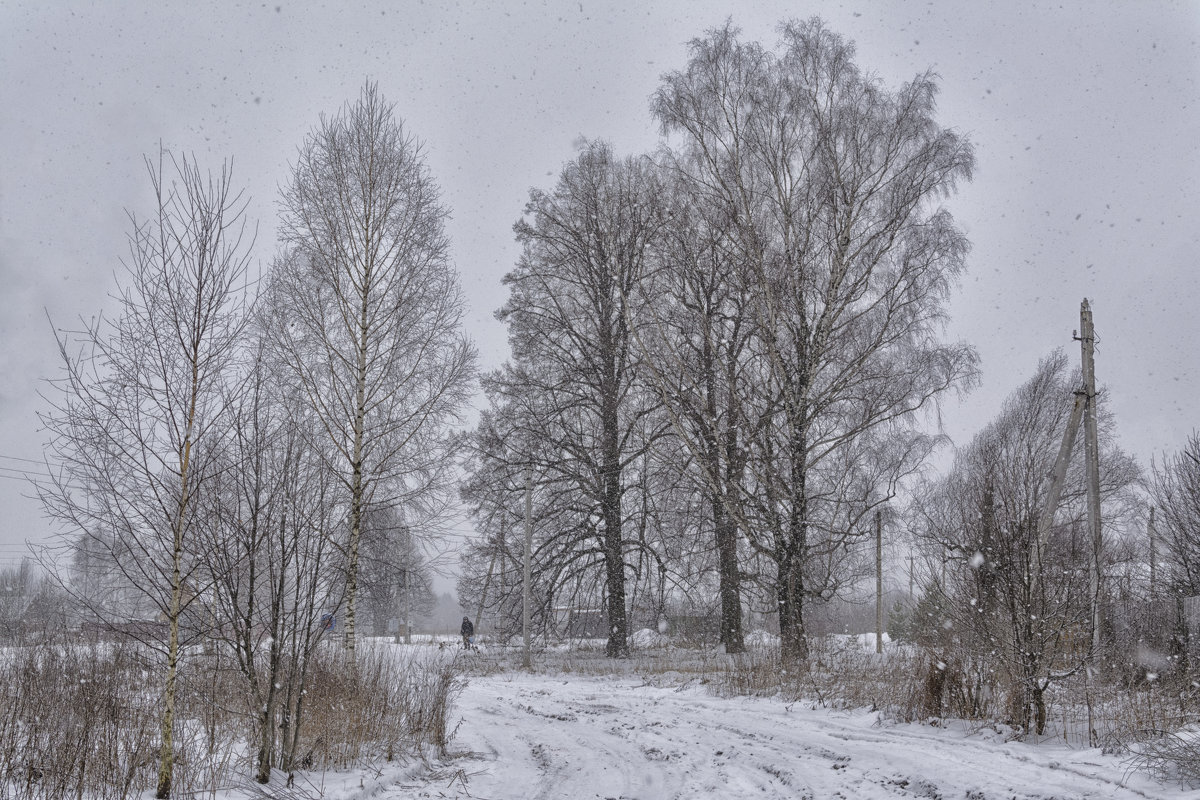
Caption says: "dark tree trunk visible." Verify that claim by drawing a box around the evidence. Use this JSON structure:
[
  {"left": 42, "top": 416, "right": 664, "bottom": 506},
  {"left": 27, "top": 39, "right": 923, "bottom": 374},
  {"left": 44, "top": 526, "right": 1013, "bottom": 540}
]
[
  {"left": 715, "top": 500, "right": 744, "bottom": 654},
  {"left": 255, "top": 625, "right": 283, "bottom": 783},
  {"left": 601, "top": 369, "right": 629, "bottom": 658},
  {"left": 779, "top": 348, "right": 810, "bottom": 671},
  {"left": 1172, "top": 592, "right": 1190, "bottom": 679},
  {"left": 1033, "top": 684, "right": 1047, "bottom": 735},
  {"left": 705, "top": 326, "right": 744, "bottom": 654},
  {"left": 704, "top": 423, "right": 744, "bottom": 654},
  {"left": 778, "top": 558, "right": 808, "bottom": 668}
]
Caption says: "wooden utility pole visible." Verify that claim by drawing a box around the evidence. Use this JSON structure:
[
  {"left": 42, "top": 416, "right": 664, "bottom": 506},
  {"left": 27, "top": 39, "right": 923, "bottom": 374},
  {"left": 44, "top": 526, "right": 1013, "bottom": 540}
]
[
  {"left": 875, "top": 510, "right": 884, "bottom": 654},
  {"left": 1079, "top": 299, "right": 1103, "bottom": 655},
  {"left": 522, "top": 467, "right": 533, "bottom": 670}
]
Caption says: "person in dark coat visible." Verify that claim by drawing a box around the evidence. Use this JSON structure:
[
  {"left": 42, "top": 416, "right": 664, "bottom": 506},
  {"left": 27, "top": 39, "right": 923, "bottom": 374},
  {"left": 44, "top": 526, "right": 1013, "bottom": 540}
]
[{"left": 461, "top": 616, "right": 474, "bottom": 649}]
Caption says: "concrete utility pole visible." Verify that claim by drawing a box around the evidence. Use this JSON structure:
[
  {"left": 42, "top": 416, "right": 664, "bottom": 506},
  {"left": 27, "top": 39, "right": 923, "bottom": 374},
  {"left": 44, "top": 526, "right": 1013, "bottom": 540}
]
[
  {"left": 1149, "top": 506, "right": 1157, "bottom": 598},
  {"left": 1033, "top": 391, "right": 1086, "bottom": 585},
  {"left": 394, "top": 568, "right": 405, "bottom": 645},
  {"left": 474, "top": 514, "right": 504, "bottom": 635},
  {"left": 875, "top": 510, "right": 884, "bottom": 654},
  {"left": 1032, "top": 300, "right": 1105, "bottom": 657},
  {"left": 404, "top": 568, "right": 413, "bottom": 645},
  {"left": 1079, "top": 299, "right": 1104, "bottom": 655},
  {"left": 522, "top": 467, "right": 533, "bottom": 670}
]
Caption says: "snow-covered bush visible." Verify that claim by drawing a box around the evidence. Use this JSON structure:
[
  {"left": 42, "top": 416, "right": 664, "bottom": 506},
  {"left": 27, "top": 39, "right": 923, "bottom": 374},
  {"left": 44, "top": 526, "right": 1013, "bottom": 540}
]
[{"left": 1122, "top": 727, "right": 1200, "bottom": 788}]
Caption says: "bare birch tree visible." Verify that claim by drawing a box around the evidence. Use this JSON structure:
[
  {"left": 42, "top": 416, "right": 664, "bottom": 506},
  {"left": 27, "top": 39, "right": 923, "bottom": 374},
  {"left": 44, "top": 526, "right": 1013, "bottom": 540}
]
[
  {"left": 39, "top": 150, "right": 253, "bottom": 799},
  {"left": 200, "top": 331, "right": 345, "bottom": 783},
  {"left": 652, "top": 19, "right": 978, "bottom": 668},
  {"left": 277, "top": 81, "right": 476, "bottom": 652}
]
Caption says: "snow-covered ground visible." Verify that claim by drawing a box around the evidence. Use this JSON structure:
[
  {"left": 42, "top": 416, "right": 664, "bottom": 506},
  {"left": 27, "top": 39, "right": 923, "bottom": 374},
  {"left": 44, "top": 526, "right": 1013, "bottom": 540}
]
[{"left": 310, "top": 670, "right": 1192, "bottom": 800}]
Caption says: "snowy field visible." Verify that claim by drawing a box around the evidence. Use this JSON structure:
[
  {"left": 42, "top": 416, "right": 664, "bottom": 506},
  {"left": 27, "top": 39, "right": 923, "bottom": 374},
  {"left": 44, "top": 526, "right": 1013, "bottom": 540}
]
[{"left": 307, "top": 669, "right": 1191, "bottom": 800}]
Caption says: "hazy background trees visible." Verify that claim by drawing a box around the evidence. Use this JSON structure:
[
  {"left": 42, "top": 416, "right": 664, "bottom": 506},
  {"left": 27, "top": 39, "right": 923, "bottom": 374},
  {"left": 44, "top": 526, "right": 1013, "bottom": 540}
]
[
  {"left": 359, "top": 506, "right": 436, "bottom": 639},
  {"left": 0, "top": 560, "right": 67, "bottom": 639}
]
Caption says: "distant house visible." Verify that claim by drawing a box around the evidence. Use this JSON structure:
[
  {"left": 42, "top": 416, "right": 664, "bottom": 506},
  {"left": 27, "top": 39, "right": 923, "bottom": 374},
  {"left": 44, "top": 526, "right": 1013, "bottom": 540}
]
[
  {"left": 553, "top": 606, "right": 606, "bottom": 639},
  {"left": 663, "top": 614, "right": 719, "bottom": 644}
]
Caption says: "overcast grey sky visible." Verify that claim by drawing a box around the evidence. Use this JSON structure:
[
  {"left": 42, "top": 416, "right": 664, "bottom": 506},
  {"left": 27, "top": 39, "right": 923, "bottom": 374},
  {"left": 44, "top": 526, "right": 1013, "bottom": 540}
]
[{"left": 1, "top": 1, "right": 1198, "bottom": 566}]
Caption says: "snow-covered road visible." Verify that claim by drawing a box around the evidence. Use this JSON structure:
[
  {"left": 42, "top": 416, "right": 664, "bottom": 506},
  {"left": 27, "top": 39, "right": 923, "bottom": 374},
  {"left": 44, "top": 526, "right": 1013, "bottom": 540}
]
[{"left": 373, "top": 672, "right": 1180, "bottom": 800}]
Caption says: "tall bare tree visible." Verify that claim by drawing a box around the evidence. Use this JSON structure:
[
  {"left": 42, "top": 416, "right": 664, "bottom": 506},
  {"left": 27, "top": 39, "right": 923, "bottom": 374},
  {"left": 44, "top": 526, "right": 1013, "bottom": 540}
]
[
  {"left": 277, "top": 81, "right": 476, "bottom": 652},
  {"left": 40, "top": 151, "right": 253, "bottom": 798},
  {"left": 495, "top": 141, "right": 668, "bottom": 656},
  {"left": 652, "top": 19, "right": 978, "bottom": 667},
  {"left": 636, "top": 180, "right": 755, "bottom": 653}
]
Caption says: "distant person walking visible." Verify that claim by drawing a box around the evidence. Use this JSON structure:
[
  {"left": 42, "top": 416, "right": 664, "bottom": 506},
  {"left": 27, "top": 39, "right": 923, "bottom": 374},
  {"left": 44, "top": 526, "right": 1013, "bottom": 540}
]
[{"left": 461, "top": 616, "right": 475, "bottom": 650}]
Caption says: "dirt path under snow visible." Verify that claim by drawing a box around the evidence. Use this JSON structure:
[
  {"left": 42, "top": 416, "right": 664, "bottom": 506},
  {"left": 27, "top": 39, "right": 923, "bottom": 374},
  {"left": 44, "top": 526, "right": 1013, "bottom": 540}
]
[{"left": 389, "top": 673, "right": 1172, "bottom": 800}]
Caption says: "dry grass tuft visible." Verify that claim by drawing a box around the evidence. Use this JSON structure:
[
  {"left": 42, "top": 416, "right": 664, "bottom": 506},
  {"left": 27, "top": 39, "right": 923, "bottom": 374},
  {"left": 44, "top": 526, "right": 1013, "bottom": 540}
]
[{"left": 0, "top": 635, "right": 466, "bottom": 798}]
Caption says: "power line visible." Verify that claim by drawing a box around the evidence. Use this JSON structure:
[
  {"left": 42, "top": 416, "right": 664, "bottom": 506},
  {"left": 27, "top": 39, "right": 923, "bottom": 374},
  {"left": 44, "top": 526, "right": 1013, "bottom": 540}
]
[
  {"left": 0, "top": 454, "right": 47, "bottom": 466},
  {"left": 0, "top": 466, "right": 45, "bottom": 479},
  {"left": 0, "top": 472, "right": 92, "bottom": 493}
]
